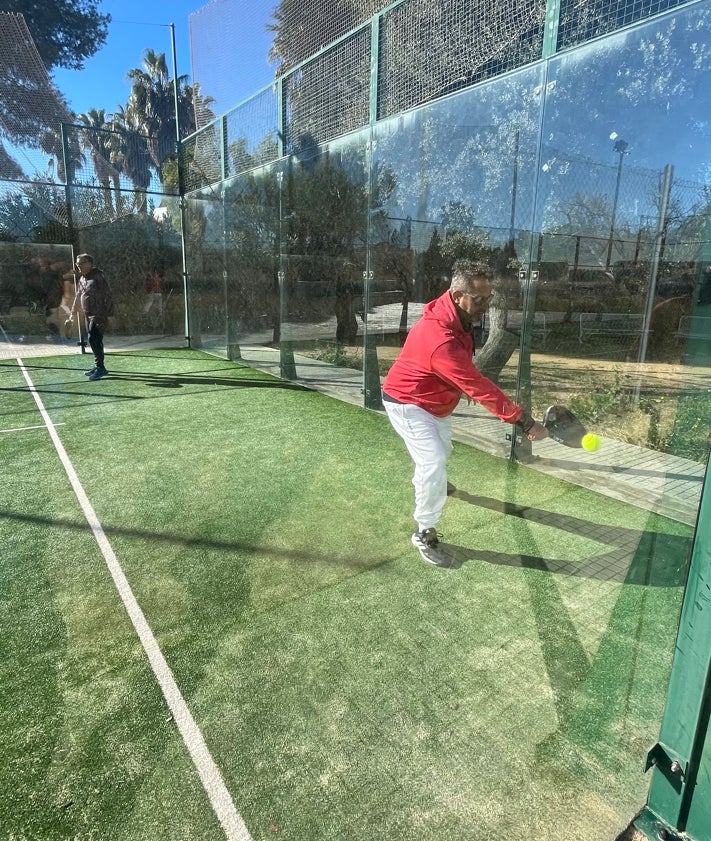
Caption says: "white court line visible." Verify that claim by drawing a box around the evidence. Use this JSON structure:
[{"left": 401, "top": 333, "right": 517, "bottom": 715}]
[
  {"left": 1, "top": 422, "right": 66, "bottom": 433},
  {"left": 17, "top": 360, "right": 252, "bottom": 841}
]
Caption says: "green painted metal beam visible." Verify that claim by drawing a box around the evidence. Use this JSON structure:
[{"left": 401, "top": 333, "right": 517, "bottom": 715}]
[
  {"left": 369, "top": 15, "right": 380, "bottom": 125},
  {"left": 542, "top": 0, "right": 561, "bottom": 58},
  {"left": 638, "top": 457, "right": 711, "bottom": 840}
]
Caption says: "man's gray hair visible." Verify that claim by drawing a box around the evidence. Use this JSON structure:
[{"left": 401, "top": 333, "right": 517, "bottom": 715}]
[{"left": 450, "top": 259, "right": 494, "bottom": 293}]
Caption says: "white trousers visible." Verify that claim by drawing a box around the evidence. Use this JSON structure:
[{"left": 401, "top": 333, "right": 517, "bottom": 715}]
[{"left": 384, "top": 401, "right": 453, "bottom": 531}]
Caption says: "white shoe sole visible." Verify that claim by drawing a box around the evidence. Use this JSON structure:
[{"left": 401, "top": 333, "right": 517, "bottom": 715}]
[{"left": 411, "top": 533, "right": 451, "bottom": 567}]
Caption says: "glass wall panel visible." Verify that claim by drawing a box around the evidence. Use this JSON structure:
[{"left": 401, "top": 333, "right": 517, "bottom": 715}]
[
  {"left": 190, "top": 132, "right": 377, "bottom": 395},
  {"left": 275, "top": 137, "right": 371, "bottom": 392},
  {"left": 0, "top": 242, "right": 75, "bottom": 346},
  {"left": 185, "top": 171, "right": 279, "bottom": 359},
  {"left": 183, "top": 3, "right": 710, "bottom": 532},
  {"left": 370, "top": 62, "right": 548, "bottom": 443},
  {"left": 525, "top": 2, "right": 711, "bottom": 525},
  {"left": 0, "top": 196, "right": 185, "bottom": 357}
]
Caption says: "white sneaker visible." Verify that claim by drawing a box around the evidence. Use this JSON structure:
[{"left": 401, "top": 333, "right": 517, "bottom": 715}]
[{"left": 412, "top": 528, "right": 450, "bottom": 567}]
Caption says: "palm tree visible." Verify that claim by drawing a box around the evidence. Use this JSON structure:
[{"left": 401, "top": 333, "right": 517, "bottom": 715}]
[
  {"left": 109, "top": 106, "right": 153, "bottom": 213},
  {"left": 125, "top": 49, "right": 195, "bottom": 189},
  {"left": 39, "top": 122, "right": 83, "bottom": 185},
  {"left": 76, "top": 108, "right": 120, "bottom": 216}
]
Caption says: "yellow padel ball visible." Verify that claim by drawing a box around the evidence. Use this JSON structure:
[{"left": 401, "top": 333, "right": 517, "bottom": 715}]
[{"left": 581, "top": 433, "right": 601, "bottom": 452}]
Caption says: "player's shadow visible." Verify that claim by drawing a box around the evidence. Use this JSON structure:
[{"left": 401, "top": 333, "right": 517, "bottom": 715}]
[
  {"left": 97, "top": 366, "right": 309, "bottom": 391},
  {"left": 440, "top": 489, "right": 690, "bottom": 586}
]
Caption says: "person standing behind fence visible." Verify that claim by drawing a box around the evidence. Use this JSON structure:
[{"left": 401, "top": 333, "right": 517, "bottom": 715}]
[
  {"left": 142, "top": 269, "right": 164, "bottom": 319},
  {"left": 66, "top": 253, "right": 114, "bottom": 381}
]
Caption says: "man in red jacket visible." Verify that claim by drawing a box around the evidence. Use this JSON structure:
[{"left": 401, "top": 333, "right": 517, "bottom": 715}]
[{"left": 382, "top": 259, "right": 548, "bottom": 566}]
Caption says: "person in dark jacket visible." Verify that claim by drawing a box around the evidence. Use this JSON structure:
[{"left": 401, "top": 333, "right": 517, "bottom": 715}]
[
  {"left": 382, "top": 259, "right": 548, "bottom": 566},
  {"left": 66, "top": 253, "right": 114, "bottom": 381}
]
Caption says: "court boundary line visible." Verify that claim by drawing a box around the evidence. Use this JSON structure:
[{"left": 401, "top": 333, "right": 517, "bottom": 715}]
[
  {"left": 17, "top": 359, "right": 252, "bottom": 841},
  {"left": 1, "top": 422, "right": 66, "bottom": 433}
]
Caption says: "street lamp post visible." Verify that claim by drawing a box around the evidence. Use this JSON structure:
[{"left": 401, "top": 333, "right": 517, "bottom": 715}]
[{"left": 605, "top": 134, "right": 629, "bottom": 270}]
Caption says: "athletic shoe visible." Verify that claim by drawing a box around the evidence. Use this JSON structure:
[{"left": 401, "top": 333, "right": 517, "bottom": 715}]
[
  {"left": 88, "top": 366, "right": 108, "bottom": 381},
  {"left": 84, "top": 367, "right": 96, "bottom": 376},
  {"left": 412, "top": 528, "right": 450, "bottom": 567}
]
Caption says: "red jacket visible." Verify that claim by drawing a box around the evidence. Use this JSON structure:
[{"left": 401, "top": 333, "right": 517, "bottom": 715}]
[{"left": 382, "top": 290, "right": 523, "bottom": 423}]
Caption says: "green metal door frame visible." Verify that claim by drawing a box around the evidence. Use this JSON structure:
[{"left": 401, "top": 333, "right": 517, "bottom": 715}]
[{"left": 636, "top": 452, "right": 711, "bottom": 841}]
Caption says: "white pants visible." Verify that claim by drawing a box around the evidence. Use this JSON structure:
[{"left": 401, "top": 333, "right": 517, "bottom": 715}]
[{"left": 384, "top": 401, "right": 453, "bottom": 531}]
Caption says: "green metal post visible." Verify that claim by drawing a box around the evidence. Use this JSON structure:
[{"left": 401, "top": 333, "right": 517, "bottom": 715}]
[
  {"left": 369, "top": 13, "right": 380, "bottom": 125},
  {"left": 277, "top": 171, "right": 296, "bottom": 380},
  {"left": 542, "top": 0, "right": 561, "bottom": 59},
  {"left": 363, "top": 132, "right": 383, "bottom": 410},
  {"left": 361, "top": 16, "right": 384, "bottom": 409},
  {"left": 170, "top": 22, "right": 192, "bottom": 348},
  {"left": 277, "top": 77, "right": 285, "bottom": 159},
  {"left": 636, "top": 458, "right": 711, "bottom": 841}
]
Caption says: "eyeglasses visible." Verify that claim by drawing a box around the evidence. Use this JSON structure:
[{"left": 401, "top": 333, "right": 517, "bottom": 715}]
[{"left": 462, "top": 292, "right": 492, "bottom": 306}]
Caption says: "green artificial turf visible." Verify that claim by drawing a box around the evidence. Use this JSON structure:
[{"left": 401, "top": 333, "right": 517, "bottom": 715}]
[{"left": 0, "top": 349, "right": 692, "bottom": 840}]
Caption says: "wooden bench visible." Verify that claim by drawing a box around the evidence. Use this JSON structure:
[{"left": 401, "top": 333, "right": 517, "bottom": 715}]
[
  {"left": 676, "top": 315, "right": 711, "bottom": 340},
  {"left": 579, "top": 312, "right": 645, "bottom": 343}
]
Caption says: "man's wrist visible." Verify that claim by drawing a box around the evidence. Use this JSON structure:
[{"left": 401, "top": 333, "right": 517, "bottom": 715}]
[{"left": 516, "top": 412, "right": 536, "bottom": 433}]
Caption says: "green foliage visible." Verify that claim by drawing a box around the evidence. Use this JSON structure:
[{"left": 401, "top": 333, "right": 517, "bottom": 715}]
[
  {"left": 566, "top": 368, "right": 711, "bottom": 462},
  {"left": 438, "top": 229, "right": 491, "bottom": 264},
  {"left": 569, "top": 367, "right": 625, "bottom": 425},
  {"left": 304, "top": 340, "right": 363, "bottom": 370},
  {"left": 125, "top": 50, "right": 196, "bottom": 185},
  {"left": 666, "top": 393, "right": 711, "bottom": 461},
  {"left": 3, "top": 0, "right": 109, "bottom": 72}
]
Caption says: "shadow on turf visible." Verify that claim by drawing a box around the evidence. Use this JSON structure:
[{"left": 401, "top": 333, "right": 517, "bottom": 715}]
[
  {"left": 0, "top": 363, "right": 309, "bottom": 410},
  {"left": 438, "top": 489, "right": 690, "bottom": 586},
  {"left": 106, "top": 369, "right": 309, "bottom": 391},
  {"left": 0, "top": 509, "right": 394, "bottom": 570}
]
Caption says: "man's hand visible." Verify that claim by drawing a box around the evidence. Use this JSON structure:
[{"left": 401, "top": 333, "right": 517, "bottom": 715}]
[{"left": 526, "top": 421, "right": 549, "bottom": 441}]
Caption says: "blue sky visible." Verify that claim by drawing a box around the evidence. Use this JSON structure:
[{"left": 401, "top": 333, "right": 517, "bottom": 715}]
[{"left": 51, "top": 0, "right": 275, "bottom": 121}]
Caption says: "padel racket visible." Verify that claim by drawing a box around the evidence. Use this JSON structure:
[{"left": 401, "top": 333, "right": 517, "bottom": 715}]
[{"left": 542, "top": 405, "right": 587, "bottom": 448}]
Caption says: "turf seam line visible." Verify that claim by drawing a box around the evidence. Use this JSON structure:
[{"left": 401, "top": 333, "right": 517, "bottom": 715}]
[{"left": 17, "top": 360, "right": 252, "bottom": 841}]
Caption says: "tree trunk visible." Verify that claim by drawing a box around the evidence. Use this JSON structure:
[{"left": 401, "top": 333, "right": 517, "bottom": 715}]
[{"left": 475, "top": 304, "right": 518, "bottom": 382}]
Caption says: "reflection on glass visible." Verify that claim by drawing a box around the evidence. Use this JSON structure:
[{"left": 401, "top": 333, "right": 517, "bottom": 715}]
[
  {"left": 529, "top": 5, "right": 711, "bottom": 507},
  {"left": 183, "top": 3, "right": 711, "bottom": 524}
]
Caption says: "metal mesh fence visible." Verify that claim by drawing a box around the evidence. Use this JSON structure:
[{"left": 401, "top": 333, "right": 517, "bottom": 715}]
[
  {"left": 188, "top": 0, "right": 278, "bottom": 129},
  {"left": 0, "top": 12, "right": 73, "bottom": 187},
  {"left": 557, "top": 0, "right": 692, "bottom": 50},
  {"left": 0, "top": 9, "right": 184, "bottom": 233},
  {"left": 378, "top": 0, "right": 545, "bottom": 119},
  {"left": 182, "top": 123, "right": 221, "bottom": 195},
  {"left": 13, "top": 122, "right": 181, "bottom": 230},
  {"left": 1, "top": 0, "right": 705, "bottom": 241},
  {"left": 185, "top": 0, "right": 700, "bottom": 188},
  {"left": 224, "top": 87, "right": 279, "bottom": 174},
  {"left": 0, "top": 12, "right": 72, "bottom": 147},
  {"left": 0, "top": 180, "right": 71, "bottom": 236},
  {"left": 283, "top": 28, "right": 371, "bottom": 152},
  {"left": 180, "top": 86, "right": 280, "bottom": 193}
]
